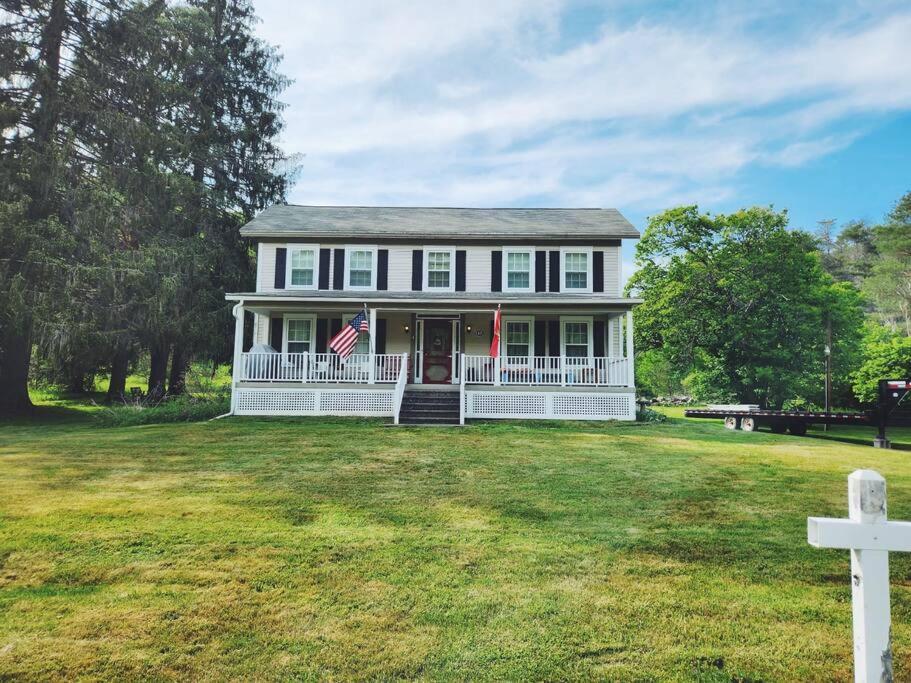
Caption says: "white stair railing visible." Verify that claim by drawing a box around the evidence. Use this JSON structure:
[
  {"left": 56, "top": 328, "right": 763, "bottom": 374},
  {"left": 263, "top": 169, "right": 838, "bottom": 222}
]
[
  {"left": 392, "top": 352, "right": 409, "bottom": 424},
  {"left": 459, "top": 352, "right": 466, "bottom": 425}
]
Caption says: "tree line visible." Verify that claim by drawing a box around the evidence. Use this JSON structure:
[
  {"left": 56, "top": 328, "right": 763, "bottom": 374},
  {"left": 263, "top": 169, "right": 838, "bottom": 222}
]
[
  {"left": 629, "top": 194, "right": 911, "bottom": 408},
  {"left": 1, "top": 0, "right": 290, "bottom": 414}
]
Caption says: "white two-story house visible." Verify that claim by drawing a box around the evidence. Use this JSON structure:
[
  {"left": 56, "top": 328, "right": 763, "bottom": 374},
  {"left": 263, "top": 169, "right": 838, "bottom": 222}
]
[{"left": 226, "top": 205, "right": 641, "bottom": 424}]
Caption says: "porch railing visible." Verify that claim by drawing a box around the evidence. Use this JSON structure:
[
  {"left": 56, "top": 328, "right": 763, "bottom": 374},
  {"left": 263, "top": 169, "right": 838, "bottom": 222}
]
[
  {"left": 240, "top": 352, "right": 404, "bottom": 384},
  {"left": 462, "top": 355, "right": 631, "bottom": 387}
]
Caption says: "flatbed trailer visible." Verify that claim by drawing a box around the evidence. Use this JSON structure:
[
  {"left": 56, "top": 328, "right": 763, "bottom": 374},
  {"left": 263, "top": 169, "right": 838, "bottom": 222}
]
[{"left": 684, "top": 379, "right": 911, "bottom": 448}]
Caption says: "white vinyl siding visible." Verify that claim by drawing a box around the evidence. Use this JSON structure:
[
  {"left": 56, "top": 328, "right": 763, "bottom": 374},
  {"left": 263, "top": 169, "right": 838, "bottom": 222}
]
[{"left": 255, "top": 243, "right": 623, "bottom": 295}]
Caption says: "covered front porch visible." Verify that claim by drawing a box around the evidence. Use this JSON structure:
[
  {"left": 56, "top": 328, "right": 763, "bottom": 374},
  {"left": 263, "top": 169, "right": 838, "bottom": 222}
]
[{"left": 226, "top": 292, "right": 639, "bottom": 421}]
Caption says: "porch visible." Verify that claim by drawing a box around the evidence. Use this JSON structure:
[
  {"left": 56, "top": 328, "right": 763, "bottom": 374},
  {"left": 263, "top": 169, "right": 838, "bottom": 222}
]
[{"left": 227, "top": 292, "right": 639, "bottom": 421}]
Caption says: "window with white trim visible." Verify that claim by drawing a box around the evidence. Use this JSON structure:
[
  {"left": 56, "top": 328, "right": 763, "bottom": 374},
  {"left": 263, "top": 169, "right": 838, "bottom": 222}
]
[
  {"left": 425, "top": 249, "right": 454, "bottom": 290},
  {"left": 504, "top": 319, "right": 532, "bottom": 359},
  {"left": 561, "top": 318, "right": 592, "bottom": 360},
  {"left": 346, "top": 248, "right": 376, "bottom": 289},
  {"left": 288, "top": 246, "right": 317, "bottom": 288},
  {"left": 504, "top": 249, "right": 533, "bottom": 291},
  {"left": 284, "top": 317, "right": 314, "bottom": 354},
  {"left": 563, "top": 250, "right": 590, "bottom": 290},
  {"left": 345, "top": 312, "right": 371, "bottom": 355}
]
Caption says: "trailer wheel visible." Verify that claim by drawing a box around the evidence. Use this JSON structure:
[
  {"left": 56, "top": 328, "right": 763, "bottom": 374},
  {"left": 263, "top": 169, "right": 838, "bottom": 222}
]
[
  {"left": 740, "top": 416, "right": 756, "bottom": 432},
  {"left": 770, "top": 422, "right": 787, "bottom": 434},
  {"left": 788, "top": 421, "right": 807, "bottom": 436},
  {"left": 724, "top": 416, "right": 740, "bottom": 430}
]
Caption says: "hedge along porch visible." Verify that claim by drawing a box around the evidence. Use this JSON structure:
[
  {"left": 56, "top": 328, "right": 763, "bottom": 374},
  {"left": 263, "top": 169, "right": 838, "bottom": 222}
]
[{"left": 227, "top": 292, "right": 638, "bottom": 421}]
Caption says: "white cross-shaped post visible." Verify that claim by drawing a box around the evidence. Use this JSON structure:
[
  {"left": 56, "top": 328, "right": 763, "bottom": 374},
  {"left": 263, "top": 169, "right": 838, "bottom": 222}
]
[{"left": 808, "top": 469, "right": 911, "bottom": 682}]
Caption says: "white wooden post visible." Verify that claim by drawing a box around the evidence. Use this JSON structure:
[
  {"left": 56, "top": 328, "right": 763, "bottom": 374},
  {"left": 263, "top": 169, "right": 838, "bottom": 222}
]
[
  {"left": 808, "top": 469, "right": 911, "bottom": 682},
  {"left": 368, "top": 306, "right": 377, "bottom": 384},
  {"left": 625, "top": 310, "right": 635, "bottom": 388},
  {"left": 230, "top": 302, "right": 244, "bottom": 412},
  {"left": 494, "top": 354, "right": 501, "bottom": 386}
]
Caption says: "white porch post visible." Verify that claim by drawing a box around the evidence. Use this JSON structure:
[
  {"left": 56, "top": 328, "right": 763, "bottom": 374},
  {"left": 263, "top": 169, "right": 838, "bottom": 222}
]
[
  {"left": 625, "top": 310, "right": 635, "bottom": 388},
  {"left": 230, "top": 302, "right": 245, "bottom": 412},
  {"left": 368, "top": 306, "right": 377, "bottom": 384}
]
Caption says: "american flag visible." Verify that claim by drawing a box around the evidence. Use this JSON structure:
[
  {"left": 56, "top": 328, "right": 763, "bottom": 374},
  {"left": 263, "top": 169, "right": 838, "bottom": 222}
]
[{"left": 329, "top": 308, "right": 369, "bottom": 359}]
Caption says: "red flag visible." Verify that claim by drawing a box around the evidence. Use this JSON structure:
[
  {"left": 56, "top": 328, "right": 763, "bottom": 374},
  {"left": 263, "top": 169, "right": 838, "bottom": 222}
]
[{"left": 489, "top": 305, "right": 501, "bottom": 358}]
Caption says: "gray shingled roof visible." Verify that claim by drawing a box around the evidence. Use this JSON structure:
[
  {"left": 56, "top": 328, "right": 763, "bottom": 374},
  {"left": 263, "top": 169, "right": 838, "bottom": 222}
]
[{"left": 240, "top": 205, "right": 639, "bottom": 240}]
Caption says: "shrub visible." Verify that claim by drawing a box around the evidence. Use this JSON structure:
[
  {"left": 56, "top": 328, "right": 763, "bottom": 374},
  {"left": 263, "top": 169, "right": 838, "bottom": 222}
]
[
  {"left": 95, "top": 394, "right": 229, "bottom": 427},
  {"left": 636, "top": 407, "right": 667, "bottom": 423}
]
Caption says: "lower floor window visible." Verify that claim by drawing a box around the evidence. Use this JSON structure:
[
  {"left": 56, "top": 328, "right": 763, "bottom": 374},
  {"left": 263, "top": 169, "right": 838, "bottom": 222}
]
[
  {"left": 354, "top": 332, "right": 370, "bottom": 355},
  {"left": 505, "top": 320, "right": 531, "bottom": 358},
  {"left": 563, "top": 321, "right": 590, "bottom": 358},
  {"left": 286, "top": 318, "right": 312, "bottom": 354}
]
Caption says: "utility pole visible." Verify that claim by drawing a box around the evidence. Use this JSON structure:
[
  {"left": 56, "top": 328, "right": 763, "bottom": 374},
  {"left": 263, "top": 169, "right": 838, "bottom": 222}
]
[{"left": 817, "top": 218, "right": 836, "bottom": 433}]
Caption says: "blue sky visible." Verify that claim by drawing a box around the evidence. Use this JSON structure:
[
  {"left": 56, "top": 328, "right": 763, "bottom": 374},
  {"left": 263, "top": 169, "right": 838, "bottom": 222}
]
[{"left": 252, "top": 0, "right": 911, "bottom": 280}]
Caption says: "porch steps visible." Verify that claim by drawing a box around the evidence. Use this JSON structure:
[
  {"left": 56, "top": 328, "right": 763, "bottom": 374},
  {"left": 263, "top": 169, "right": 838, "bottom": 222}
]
[{"left": 398, "top": 388, "right": 461, "bottom": 425}]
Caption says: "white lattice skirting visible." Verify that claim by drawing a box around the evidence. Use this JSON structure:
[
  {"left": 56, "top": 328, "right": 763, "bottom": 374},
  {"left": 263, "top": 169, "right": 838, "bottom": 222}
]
[
  {"left": 465, "top": 390, "right": 636, "bottom": 420},
  {"left": 234, "top": 388, "right": 394, "bottom": 416}
]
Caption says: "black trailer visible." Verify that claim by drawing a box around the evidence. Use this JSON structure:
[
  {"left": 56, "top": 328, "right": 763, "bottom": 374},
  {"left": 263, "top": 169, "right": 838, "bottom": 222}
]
[{"left": 684, "top": 379, "right": 911, "bottom": 448}]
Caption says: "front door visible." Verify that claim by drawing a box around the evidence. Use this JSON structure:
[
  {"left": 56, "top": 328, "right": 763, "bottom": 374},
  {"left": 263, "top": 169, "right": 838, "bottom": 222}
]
[{"left": 422, "top": 319, "right": 453, "bottom": 383}]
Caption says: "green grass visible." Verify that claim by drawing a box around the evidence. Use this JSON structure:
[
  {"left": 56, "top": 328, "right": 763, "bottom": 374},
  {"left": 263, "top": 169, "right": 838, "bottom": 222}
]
[{"left": 1, "top": 404, "right": 910, "bottom": 681}]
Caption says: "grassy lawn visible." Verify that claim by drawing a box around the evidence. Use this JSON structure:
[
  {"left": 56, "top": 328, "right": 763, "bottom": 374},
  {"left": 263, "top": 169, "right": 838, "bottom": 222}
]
[{"left": 1, "top": 407, "right": 910, "bottom": 680}]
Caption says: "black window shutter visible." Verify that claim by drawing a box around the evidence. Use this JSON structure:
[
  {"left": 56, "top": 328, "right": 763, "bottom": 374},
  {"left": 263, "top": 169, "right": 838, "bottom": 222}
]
[
  {"left": 547, "top": 320, "right": 560, "bottom": 356},
  {"left": 535, "top": 251, "right": 547, "bottom": 292},
  {"left": 548, "top": 251, "right": 560, "bottom": 292},
  {"left": 375, "top": 318, "right": 387, "bottom": 354},
  {"left": 455, "top": 250, "right": 466, "bottom": 291},
  {"left": 594, "top": 320, "right": 606, "bottom": 356},
  {"left": 316, "top": 318, "right": 328, "bottom": 352},
  {"left": 534, "top": 320, "right": 546, "bottom": 356},
  {"left": 411, "top": 250, "right": 423, "bottom": 291},
  {"left": 270, "top": 316, "right": 284, "bottom": 350},
  {"left": 274, "top": 248, "right": 287, "bottom": 289},
  {"left": 330, "top": 318, "right": 342, "bottom": 341},
  {"left": 491, "top": 251, "right": 502, "bottom": 292},
  {"left": 318, "top": 249, "right": 331, "bottom": 290},
  {"left": 377, "top": 249, "right": 389, "bottom": 290},
  {"left": 332, "top": 249, "right": 345, "bottom": 290},
  {"left": 593, "top": 251, "right": 604, "bottom": 293}
]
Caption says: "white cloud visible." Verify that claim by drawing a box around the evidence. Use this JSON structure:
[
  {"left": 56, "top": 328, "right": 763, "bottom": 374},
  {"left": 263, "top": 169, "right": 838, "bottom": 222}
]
[{"left": 251, "top": 1, "right": 911, "bottom": 211}]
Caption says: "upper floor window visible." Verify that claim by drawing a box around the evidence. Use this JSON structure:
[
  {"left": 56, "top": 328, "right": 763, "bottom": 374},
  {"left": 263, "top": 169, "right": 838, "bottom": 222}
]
[
  {"left": 562, "top": 249, "right": 592, "bottom": 291},
  {"left": 504, "top": 249, "right": 533, "bottom": 291},
  {"left": 288, "top": 246, "right": 317, "bottom": 288},
  {"left": 425, "top": 248, "right": 454, "bottom": 291},
  {"left": 346, "top": 248, "right": 376, "bottom": 289}
]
